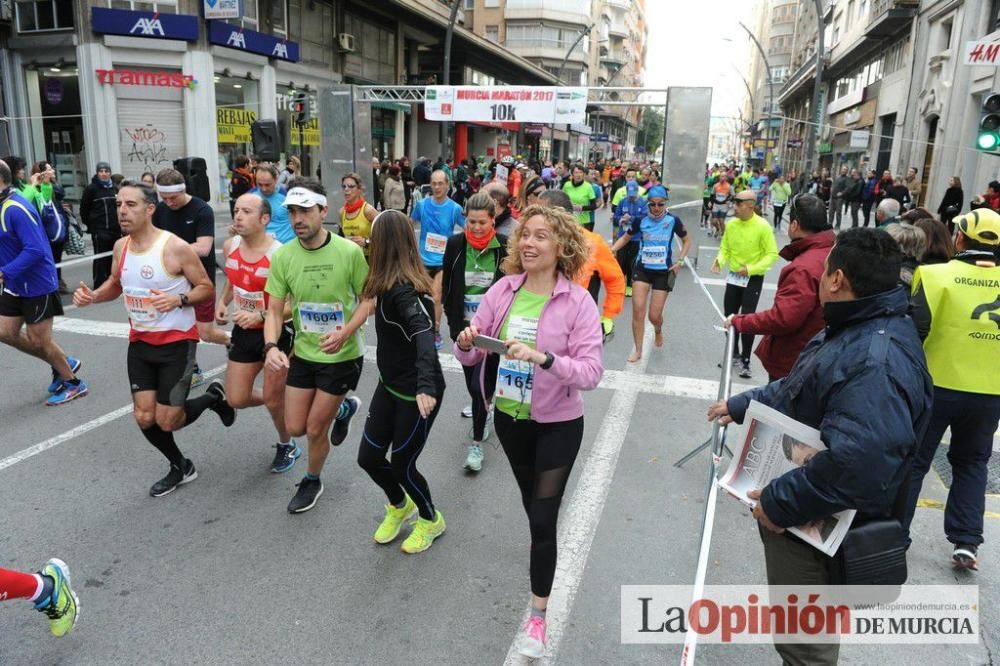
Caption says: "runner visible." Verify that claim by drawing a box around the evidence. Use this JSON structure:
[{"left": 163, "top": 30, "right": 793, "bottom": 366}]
[
  {"left": 0, "top": 559, "right": 79, "bottom": 636},
  {"left": 337, "top": 172, "right": 378, "bottom": 257},
  {"left": 540, "top": 189, "right": 625, "bottom": 342},
  {"left": 263, "top": 179, "right": 368, "bottom": 514},
  {"left": 561, "top": 164, "right": 599, "bottom": 230},
  {"left": 455, "top": 204, "right": 603, "bottom": 658},
  {"left": 769, "top": 173, "right": 791, "bottom": 230},
  {"left": 153, "top": 168, "right": 230, "bottom": 387},
  {"left": 215, "top": 192, "right": 299, "bottom": 473},
  {"left": 613, "top": 180, "right": 648, "bottom": 297},
  {"left": 0, "top": 159, "right": 87, "bottom": 406},
  {"left": 357, "top": 210, "right": 447, "bottom": 553},
  {"left": 411, "top": 169, "right": 465, "bottom": 348},
  {"left": 250, "top": 164, "right": 293, "bottom": 243},
  {"left": 711, "top": 189, "right": 779, "bottom": 378},
  {"left": 442, "top": 192, "right": 507, "bottom": 472},
  {"left": 73, "top": 180, "right": 236, "bottom": 497},
  {"left": 709, "top": 175, "right": 733, "bottom": 239},
  {"left": 611, "top": 185, "right": 691, "bottom": 362}
]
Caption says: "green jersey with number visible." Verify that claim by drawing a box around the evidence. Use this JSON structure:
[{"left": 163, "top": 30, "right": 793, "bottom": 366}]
[
  {"left": 496, "top": 289, "right": 549, "bottom": 420},
  {"left": 563, "top": 180, "right": 598, "bottom": 225},
  {"left": 265, "top": 231, "right": 369, "bottom": 363}
]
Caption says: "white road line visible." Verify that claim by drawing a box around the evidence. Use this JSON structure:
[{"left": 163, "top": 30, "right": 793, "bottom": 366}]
[
  {"left": 697, "top": 277, "right": 778, "bottom": 291},
  {"left": 0, "top": 365, "right": 226, "bottom": 472},
  {"left": 53, "top": 317, "right": 131, "bottom": 338},
  {"left": 505, "top": 325, "right": 656, "bottom": 665}
]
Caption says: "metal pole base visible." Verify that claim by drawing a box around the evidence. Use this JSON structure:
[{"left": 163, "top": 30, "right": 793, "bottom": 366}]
[{"left": 673, "top": 437, "right": 732, "bottom": 468}]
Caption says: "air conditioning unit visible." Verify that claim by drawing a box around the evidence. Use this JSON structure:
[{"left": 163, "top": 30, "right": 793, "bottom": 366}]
[{"left": 338, "top": 33, "right": 356, "bottom": 53}]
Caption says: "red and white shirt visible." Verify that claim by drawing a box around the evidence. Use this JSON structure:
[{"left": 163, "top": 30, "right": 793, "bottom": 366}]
[
  {"left": 119, "top": 230, "right": 199, "bottom": 345},
  {"left": 223, "top": 235, "right": 282, "bottom": 330}
]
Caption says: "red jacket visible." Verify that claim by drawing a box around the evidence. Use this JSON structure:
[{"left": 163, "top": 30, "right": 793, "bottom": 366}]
[{"left": 731, "top": 230, "right": 835, "bottom": 379}]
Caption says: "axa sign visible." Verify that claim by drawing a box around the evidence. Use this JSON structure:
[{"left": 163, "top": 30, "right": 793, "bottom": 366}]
[
  {"left": 91, "top": 7, "right": 198, "bottom": 41},
  {"left": 208, "top": 20, "right": 299, "bottom": 63}
]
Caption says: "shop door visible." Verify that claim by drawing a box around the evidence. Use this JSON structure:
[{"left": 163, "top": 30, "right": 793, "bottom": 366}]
[{"left": 118, "top": 98, "right": 186, "bottom": 179}]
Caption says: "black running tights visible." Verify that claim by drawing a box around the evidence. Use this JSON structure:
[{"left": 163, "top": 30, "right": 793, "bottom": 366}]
[
  {"left": 357, "top": 383, "right": 441, "bottom": 520},
  {"left": 495, "top": 411, "right": 584, "bottom": 598},
  {"left": 723, "top": 277, "right": 764, "bottom": 363},
  {"left": 463, "top": 355, "right": 498, "bottom": 442}
]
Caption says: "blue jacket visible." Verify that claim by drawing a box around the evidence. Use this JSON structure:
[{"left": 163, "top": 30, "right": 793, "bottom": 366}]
[
  {"left": 613, "top": 195, "right": 647, "bottom": 240},
  {"left": 0, "top": 190, "right": 58, "bottom": 298},
  {"left": 862, "top": 176, "right": 878, "bottom": 202},
  {"left": 727, "top": 287, "right": 932, "bottom": 528}
]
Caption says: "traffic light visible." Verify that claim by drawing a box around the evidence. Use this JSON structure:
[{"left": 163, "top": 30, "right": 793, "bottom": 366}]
[
  {"left": 976, "top": 93, "right": 1000, "bottom": 153},
  {"left": 292, "top": 91, "right": 309, "bottom": 124}
]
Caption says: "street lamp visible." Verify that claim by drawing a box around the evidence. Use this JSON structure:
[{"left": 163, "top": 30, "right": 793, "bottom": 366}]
[
  {"left": 593, "top": 63, "right": 625, "bottom": 160},
  {"left": 737, "top": 21, "right": 775, "bottom": 169},
  {"left": 548, "top": 23, "right": 595, "bottom": 161},
  {"left": 439, "top": 0, "right": 462, "bottom": 161},
  {"left": 804, "top": 0, "right": 825, "bottom": 175},
  {"left": 731, "top": 64, "right": 756, "bottom": 163}
]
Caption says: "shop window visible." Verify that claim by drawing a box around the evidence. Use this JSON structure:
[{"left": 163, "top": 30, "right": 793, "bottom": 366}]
[
  {"left": 108, "top": 0, "right": 178, "bottom": 10},
  {"left": 16, "top": 0, "right": 74, "bottom": 32}
]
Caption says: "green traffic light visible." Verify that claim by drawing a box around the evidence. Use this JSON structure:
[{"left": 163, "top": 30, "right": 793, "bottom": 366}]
[{"left": 978, "top": 132, "right": 999, "bottom": 150}]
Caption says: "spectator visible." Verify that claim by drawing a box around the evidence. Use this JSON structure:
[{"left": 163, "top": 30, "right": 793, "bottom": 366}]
[
  {"left": 936, "top": 176, "right": 963, "bottom": 232},
  {"left": 140, "top": 171, "right": 158, "bottom": 201},
  {"left": 484, "top": 182, "right": 514, "bottom": 236},
  {"left": 971, "top": 180, "right": 1000, "bottom": 212},
  {"left": 884, "top": 222, "right": 927, "bottom": 288},
  {"left": 78, "top": 160, "right": 120, "bottom": 288},
  {"left": 398, "top": 156, "right": 414, "bottom": 214},
  {"left": 829, "top": 166, "right": 850, "bottom": 227},
  {"left": 875, "top": 198, "right": 901, "bottom": 228},
  {"left": 382, "top": 165, "right": 406, "bottom": 212},
  {"left": 249, "top": 163, "right": 292, "bottom": 243},
  {"left": 913, "top": 217, "right": 954, "bottom": 265},
  {"left": 726, "top": 193, "right": 835, "bottom": 381},
  {"left": 110, "top": 173, "right": 125, "bottom": 190},
  {"left": 906, "top": 208, "right": 1000, "bottom": 571},
  {"left": 875, "top": 169, "right": 894, "bottom": 202},
  {"left": 277, "top": 155, "right": 299, "bottom": 190},
  {"left": 1, "top": 155, "right": 28, "bottom": 195},
  {"left": 887, "top": 177, "right": 911, "bottom": 208},
  {"left": 905, "top": 166, "right": 922, "bottom": 207},
  {"left": 708, "top": 227, "right": 933, "bottom": 666},
  {"left": 377, "top": 159, "right": 392, "bottom": 209},
  {"left": 228, "top": 155, "right": 254, "bottom": 218},
  {"left": 28, "top": 161, "right": 68, "bottom": 293},
  {"left": 900, "top": 207, "right": 934, "bottom": 224},
  {"left": 371, "top": 157, "right": 382, "bottom": 209},
  {"left": 861, "top": 169, "right": 878, "bottom": 227}
]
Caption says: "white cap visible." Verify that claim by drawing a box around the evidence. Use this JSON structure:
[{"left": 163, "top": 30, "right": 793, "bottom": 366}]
[{"left": 283, "top": 187, "right": 328, "bottom": 208}]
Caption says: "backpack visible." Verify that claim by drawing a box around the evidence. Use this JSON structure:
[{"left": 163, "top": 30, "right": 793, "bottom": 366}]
[{"left": 39, "top": 199, "right": 67, "bottom": 243}]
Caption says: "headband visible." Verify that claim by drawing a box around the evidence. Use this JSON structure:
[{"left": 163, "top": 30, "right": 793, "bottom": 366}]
[{"left": 157, "top": 183, "right": 187, "bottom": 193}]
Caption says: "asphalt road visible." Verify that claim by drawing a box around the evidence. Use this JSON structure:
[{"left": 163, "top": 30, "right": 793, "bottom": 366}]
[{"left": 2, "top": 205, "right": 996, "bottom": 665}]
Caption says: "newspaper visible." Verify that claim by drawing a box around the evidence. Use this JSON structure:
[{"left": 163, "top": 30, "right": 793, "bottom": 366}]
[{"left": 718, "top": 400, "right": 855, "bottom": 557}]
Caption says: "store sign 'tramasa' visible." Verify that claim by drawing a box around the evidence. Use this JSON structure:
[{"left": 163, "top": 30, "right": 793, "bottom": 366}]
[{"left": 96, "top": 69, "right": 197, "bottom": 90}]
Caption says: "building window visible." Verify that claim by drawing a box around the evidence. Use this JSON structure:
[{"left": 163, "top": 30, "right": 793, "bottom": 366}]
[
  {"left": 464, "top": 0, "right": 475, "bottom": 8},
  {"left": 268, "top": 0, "right": 287, "bottom": 36},
  {"left": 485, "top": 25, "right": 499, "bottom": 43},
  {"left": 484, "top": 0, "right": 499, "bottom": 7},
  {"left": 884, "top": 36, "right": 909, "bottom": 74},
  {"left": 227, "top": 0, "right": 258, "bottom": 30},
  {"left": 832, "top": 12, "right": 841, "bottom": 45},
  {"left": 846, "top": 0, "right": 854, "bottom": 29},
  {"left": 938, "top": 17, "right": 953, "bottom": 52},
  {"left": 15, "top": 0, "right": 75, "bottom": 31},
  {"left": 107, "top": 0, "right": 177, "bottom": 9}
]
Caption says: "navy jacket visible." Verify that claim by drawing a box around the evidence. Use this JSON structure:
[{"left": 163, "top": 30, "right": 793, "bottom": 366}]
[{"left": 727, "top": 287, "right": 933, "bottom": 528}]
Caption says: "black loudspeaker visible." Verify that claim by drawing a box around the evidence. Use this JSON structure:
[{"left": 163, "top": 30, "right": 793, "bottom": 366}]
[
  {"left": 173, "top": 157, "right": 210, "bottom": 202},
  {"left": 251, "top": 120, "right": 280, "bottom": 162}
]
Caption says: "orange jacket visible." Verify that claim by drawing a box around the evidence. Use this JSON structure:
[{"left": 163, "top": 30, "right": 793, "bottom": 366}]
[{"left": 576, "top": 229, "right": 625, "bottom": 319}]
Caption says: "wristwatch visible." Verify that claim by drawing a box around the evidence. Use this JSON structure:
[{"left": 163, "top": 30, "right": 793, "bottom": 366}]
[
  {"left": 262, "top": 342, "right": 278, "bottom": 357},
  {"left": 540, "top": 351, "right": 555, "bottom": 370},
  {"left": 179, "top": 293, "right": 190, "bottom": 307}
]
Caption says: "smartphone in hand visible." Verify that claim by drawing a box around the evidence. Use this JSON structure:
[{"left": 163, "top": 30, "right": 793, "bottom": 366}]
[{"left": 472, "top": 334, "right": 508, "bottom": 355}]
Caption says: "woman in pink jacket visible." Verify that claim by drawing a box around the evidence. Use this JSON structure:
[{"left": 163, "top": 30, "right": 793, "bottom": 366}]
[{"left": 455, "top": 204, "right": 604, "bottom": 658}]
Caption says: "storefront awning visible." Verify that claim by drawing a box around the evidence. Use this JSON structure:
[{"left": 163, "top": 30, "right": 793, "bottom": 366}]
[{"left": 371, "top": 101, "right": 412, "bottom": 114}]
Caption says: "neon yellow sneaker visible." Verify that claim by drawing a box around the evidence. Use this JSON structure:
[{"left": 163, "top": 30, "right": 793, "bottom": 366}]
[
  {"left": 34, "top": 558, "right": 79, "bottom": 637},
  {"left": 401, "top": 510, "right": 446, "bottom": 554},
  {"left": 374, "top": 495, "right": 417, "bottom": 544}
]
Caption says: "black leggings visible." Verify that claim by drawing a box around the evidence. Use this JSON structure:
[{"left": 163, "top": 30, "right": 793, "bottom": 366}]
[
  {"left": 495, "top": 411, "right": 584, "bottom": 598},
  {"left": 462, "top": 356, "right": 498, "bottom": 442},
  {"left": 357, "top": 383, "right": 441, "bottom": 520},
  {"left": 772, "top": 204, "right": 785, "bottom": 228},
  {"left": 723, "top": 276, "right": 764, "bottom": 363},
  {"left": 616, "top": 241, "right": 639, "bottom": 288}
]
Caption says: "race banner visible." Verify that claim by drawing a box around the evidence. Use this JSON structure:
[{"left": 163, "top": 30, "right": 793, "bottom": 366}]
[{"left": 424, "top": 86, "right": 588, "bottom": 124}]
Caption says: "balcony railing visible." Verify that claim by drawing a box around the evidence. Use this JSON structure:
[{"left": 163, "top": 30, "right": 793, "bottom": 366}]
[{"left": 867, "top": 0, "right": 919, "bottom": 38}]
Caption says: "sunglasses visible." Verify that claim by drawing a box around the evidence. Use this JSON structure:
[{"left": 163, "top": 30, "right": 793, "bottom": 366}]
[
  {"left": 648, "top": 201, "right": 666, "bottom": 208},
  {"left": 341, "top": 183, "right": 358, "bottom": 190}
]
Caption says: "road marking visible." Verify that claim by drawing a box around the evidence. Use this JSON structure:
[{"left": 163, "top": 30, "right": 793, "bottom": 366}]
[
  {"left": 917, "top": 498, "right": 1000, "bottom": 520},
  {"left": 53, "top": 317, "right": 130, "bottom": 338},
  {"left": 0, "top": 365, "right": 226, "bottom": 472},
  {"left": 505, "top": 326, "right": 656, "bottom": 664},
  {"left": 697, "top": 277, "right": 778, "bottom": 291}
]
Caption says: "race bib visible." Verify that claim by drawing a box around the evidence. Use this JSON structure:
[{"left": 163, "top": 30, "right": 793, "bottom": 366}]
[
  {"left": 463, "top": 294, "right": 484, "bottom": 321},
  {"left": 465, "top": 271, "right": 494, "bottom": 289},
  {"left": 298, "top": 301, "right": 344, "bottom": 334},
  {"left": 233, "top": 286, "right": 265, "bottom": 313},
  {"left": 122, "top": 286, "right": 159, "bottom": 323},
  {"left": 726, "top": 271, "right": 750, "bottom": 288},
  {"left": 496, "top": 315, "right": 539, "bottom": 405},
  {"left": 424, "top": 232, "right": 447, "bottom": 256},
  {"left": 714, "top": 193, "right": 728, "bottom": 203},
  {"left": 641, "top": 246, "right": 667, "bottom": 267}
]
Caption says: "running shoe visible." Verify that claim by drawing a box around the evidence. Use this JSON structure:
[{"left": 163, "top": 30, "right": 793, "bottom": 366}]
[
  {"left": 329, "top": 396, "right": 361, "bottom": 446},
  {"left": 190, "top": 364, "right": 205, "bottom": 388},
  {"left": 34, "top": 558, "right": 79, "bottom": 638},
  {"left": 374, "top": 495, "right": 417, "bottom": 544},
  {"left": 464, "top": 443, "right": 483, "bottom": 472},
  {"left": 270, "top": 442, "right": 301, "bottom": 473},
  {"left": 624, "top": 286, "right": 632, "bottom": 298},
  {"left": 434, "top": 333, "right": 443, "bottom": 350},
  {"left": 288, "top": 476, "right": 324, "bottom": 513},
  {"left": 516, "top": 615, "right": 547, "bottom": 658},
  {"left": 45, "top": 379, "right": 89, "bottom": 406},
  {"left": 48, "top": 357, "right": 82, "bottom": 394},
  {"left": 738, "top": 361, "right": 752, "bottom": 379},
  {"left": 400, "top": 510, "right": 446, "bottom": 554},
  {"left": 952, "top": 544, "right": 979, "bottom": 571},
  {"left": 461, "top": 404, "right": 473, "bottom": 418},
  {"left": 206, "top": 381, "right": 237, "bottom": 427},
  {"left": 150, "top": 459, "right": 197, "bottom": 497}
]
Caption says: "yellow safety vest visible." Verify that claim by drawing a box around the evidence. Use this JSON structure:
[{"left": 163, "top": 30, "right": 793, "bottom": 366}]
[{"left": 913, "top": 259, "right": 1000, "bottom": 395}]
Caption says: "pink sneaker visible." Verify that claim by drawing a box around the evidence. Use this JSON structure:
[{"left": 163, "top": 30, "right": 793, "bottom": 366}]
[{"left": 516, "top": 615, "right": 546, "bottom": 658}]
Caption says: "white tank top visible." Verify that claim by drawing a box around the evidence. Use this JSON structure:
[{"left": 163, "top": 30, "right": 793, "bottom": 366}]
[{"left": 119, "top": 230, "right": 198, "bottom": 344}]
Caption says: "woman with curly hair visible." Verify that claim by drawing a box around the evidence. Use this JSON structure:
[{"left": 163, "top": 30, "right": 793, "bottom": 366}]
[{"left": 454, "top": 204, "right": 604, "bottom": 658}]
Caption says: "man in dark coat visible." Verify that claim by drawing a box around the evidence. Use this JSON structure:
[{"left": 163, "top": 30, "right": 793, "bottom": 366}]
[
  {"left": 78, "top": 161, "right": 120, "bottom": 287},
  {"left": 708, "top": 227, "right": 933, "bottom": 666},
  {"left": 726, "top": 194, "right": 835, "bottom": 380}
]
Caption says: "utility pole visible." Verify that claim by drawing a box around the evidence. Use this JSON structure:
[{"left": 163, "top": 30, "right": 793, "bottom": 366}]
[
  {"left": 738, "top": 21, "right": 775, "bottom": 169},
  {"left": 439, "top": 0, "right": 461, "bottom": 161},
  {"left": 549, "top": 23, "right": 594, "bottom": 161},
  {"left": 804, "top": 0, "right": 825, "bottom": 174}
]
